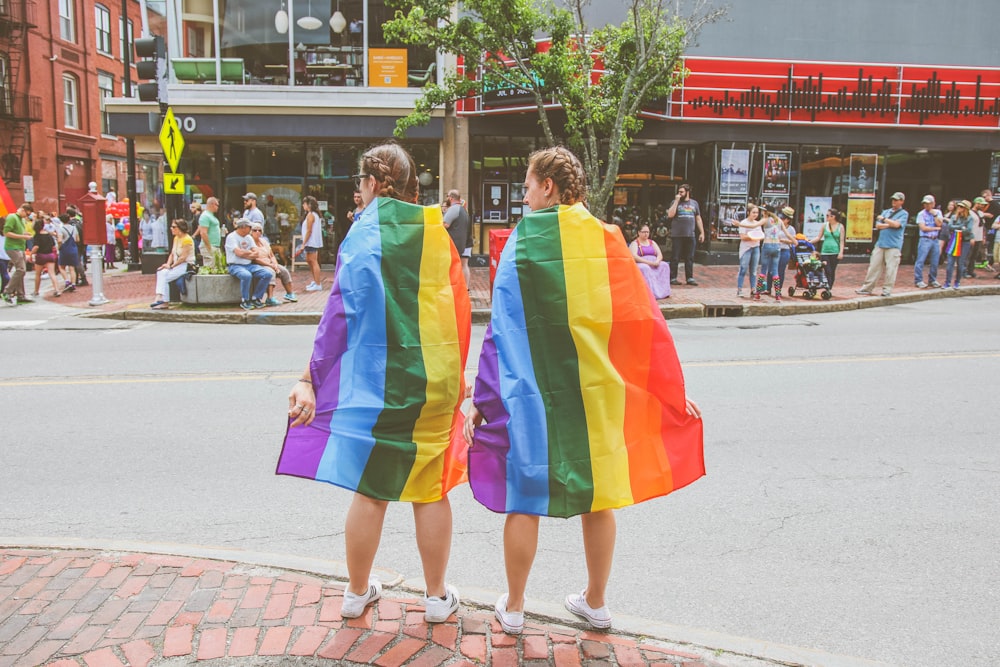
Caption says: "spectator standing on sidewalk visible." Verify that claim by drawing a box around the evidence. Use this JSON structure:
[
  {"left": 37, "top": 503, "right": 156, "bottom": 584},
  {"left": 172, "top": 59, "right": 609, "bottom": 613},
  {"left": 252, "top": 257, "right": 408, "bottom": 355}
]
[
  {"left": 443, "top": 189, "right": 471, "bottom": 287},
  {"left": 56, "top": 213, "right": 79, "bottom": 290},
  {"left": 666, "top": 183, "right": 704, "bottom": 286},
  {"left": 30, "top": 218, "right": 63, "bottom": 298},
  {"left": 856, "top": 192, "right": 908, "bottom": 297},
  {"left": 913, "top": 195, "right": 943, "bottom": 288},
  {"left": 296, "top": 196, "right": 324, "bottom": 291},
  {"left": 104, "top": 215, "right": 117, "bottom": 269},
  {"left": 981, "top": 189, "right": 999, "bottom": 271},
  {"left": 279, "top": 142, "right": 470, "bottom": 625},
  {"left": 736, "top": 204, "right": 763, "bottom": 297},
  {"left": 943, "top": 200, "right": 975, "bottom": 289},
  {"left": 1, "top": 203, "right": 32, "bottom": 305},
  {"left": 968, "top": 196, "right": 988, "bottom": 277},
  {"left": 755, "top": 206, "right": 784, "bottom": 302},
  {"left": 463, "top": 146, "right": 704, "bottom": 636},
  {"left": 769, "top": 206, "right": 797, "bottom": 297},
  {"left": 810, "top": 208, "right": 845, "bottom": 289},
  {"left": 226, "top": 218, "right": 274, "bottom": 310},
  {"left": 149, "top": 219, "right": 195, "bottom": 309},
  {"left": 197, "top": 197, "right": 222, "bottom": 269}
]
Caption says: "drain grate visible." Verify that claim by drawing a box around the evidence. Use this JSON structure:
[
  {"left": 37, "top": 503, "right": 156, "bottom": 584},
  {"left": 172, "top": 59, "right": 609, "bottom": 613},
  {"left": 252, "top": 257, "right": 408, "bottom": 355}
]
[{"left": 704, "top": 304, "right": 745, "bottom": 318}]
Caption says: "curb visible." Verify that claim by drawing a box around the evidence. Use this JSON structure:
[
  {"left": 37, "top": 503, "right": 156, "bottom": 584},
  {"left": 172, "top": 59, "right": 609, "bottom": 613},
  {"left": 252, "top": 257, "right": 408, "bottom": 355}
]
[
  {"left": 74, "top": 285, "right": 1000, "bottom": 325},
  {"left": 0, "top": 537, "right": 896, "bottom": 667}
]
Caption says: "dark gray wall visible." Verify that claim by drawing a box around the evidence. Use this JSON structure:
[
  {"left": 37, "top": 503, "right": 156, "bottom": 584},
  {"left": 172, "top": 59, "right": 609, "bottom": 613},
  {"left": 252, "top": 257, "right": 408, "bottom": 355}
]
[{"left": 574, "top": 0, "right": 1000, "bottom": 67}]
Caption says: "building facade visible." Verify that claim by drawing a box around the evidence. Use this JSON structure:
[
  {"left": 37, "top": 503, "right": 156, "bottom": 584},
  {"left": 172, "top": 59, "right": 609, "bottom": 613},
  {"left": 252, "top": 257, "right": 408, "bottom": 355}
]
[{"left": 101, "top": 0, "right": 1000, "bottom": 258}]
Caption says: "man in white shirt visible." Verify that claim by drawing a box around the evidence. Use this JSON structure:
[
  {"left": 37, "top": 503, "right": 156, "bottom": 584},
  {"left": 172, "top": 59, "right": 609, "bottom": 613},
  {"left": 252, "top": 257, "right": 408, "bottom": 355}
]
[{"left": 225, "top": 218, "right": 274, "bottom": 310}]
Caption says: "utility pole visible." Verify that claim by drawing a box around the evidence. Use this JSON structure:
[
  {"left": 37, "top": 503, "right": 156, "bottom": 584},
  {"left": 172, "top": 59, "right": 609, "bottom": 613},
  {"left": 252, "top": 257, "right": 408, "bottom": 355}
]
[{"left": 123, "top": 0, "right": 141, "bottom": 271}]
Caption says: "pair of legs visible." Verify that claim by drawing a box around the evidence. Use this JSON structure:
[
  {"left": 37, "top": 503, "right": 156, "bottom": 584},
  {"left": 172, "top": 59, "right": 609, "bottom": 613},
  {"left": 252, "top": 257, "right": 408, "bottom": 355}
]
[
  {"left": 756, "top": 244, "right": 781, "bottom": 299},
  {"left": 819, "top": 253, "right": 840, "bottom": 288},
  {"left": 737, "top": 246, "right": 759, "bottom": 292},
  {"left": 33, "top": 257, "right": 62, "bottom": 295},
  {"left": 344, "top": 493, "right": 452, "bottom": 599},
  {"left": 858, "top": 246, "right": 902, "bottom": 295},
  {"left": 3, "top": 250, "right": 26, "bottom": 299},
  {"left": 153, "top": 263, "right": 192, "bottom": 302},
  {"left": 228, "top": 263, "right": 274, "bottom": 302},
  {"left": 913, "top": 237, "right": 940, "bottom": 286},
  {"left": 502, "top": 510, "right": 615, "bottom": 613},
  {"left": 305, "top": 247, "right": 322, "bottom": 286},
  {"left": 944, "top": 243, "right": 969, "bottom": 286},
  {"left": 670, "top": 237, "right": 696, "bottom": 282}
]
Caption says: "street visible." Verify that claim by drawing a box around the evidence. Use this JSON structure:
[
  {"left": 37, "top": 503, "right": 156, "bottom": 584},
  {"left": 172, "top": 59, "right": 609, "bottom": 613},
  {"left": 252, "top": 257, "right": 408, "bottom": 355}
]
[{"left": 1, "top": 298, "right": 998, "bottom": 667}]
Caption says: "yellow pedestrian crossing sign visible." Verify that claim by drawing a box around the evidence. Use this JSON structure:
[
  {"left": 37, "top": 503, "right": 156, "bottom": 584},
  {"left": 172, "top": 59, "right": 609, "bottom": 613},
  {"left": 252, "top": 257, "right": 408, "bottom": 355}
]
[
  {"left": 163, "top": 172, "right": 185, "bottom": 194},
  {"left": 158, "top": 107, "right": 185, "bottom": 173}
]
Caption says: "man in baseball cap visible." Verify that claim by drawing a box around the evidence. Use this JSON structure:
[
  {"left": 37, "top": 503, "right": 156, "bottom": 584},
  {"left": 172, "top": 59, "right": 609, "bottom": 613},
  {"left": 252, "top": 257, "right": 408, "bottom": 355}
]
[
  {"left": 856, "top": 192, "right": 909, "bottom": 297},
  {"left": 242, "top": 192, "right": 265, "bottom": 228},
  {"left": 914, "top": 195, "right": 943, "bottom": 288}
]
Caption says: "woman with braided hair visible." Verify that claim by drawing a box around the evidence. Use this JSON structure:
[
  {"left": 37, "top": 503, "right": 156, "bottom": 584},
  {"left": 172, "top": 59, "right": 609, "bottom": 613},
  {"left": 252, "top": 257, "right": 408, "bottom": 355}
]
[
  {"left": 279, "top": 142, "right": 471, "bottom": 624},
  {"left": 465, "top": 146, "right": 704, "bottom": 634}
]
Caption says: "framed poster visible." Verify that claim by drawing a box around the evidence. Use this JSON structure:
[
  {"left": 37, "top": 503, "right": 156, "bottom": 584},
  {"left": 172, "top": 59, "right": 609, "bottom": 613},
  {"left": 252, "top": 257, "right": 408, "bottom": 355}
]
[
  {"left": 306, "top": 146, "right": 323, "bottom": 176},
  {"left": 849, "top": 153, "right": 878, "bottom": 198},
  {"left": 803, "top": 196, "right": 832, "bottom": 240},
  {"left": 482, "top": 181, "right": 508, "bottom": 222},
  {"left": 716, "top": 198, "right": 747, "bottom": 239},
  {"left": 720, "top": 149, "right": 749, "bottom": 196},
  {"left": 762, "top": 151, "right": 791, "bottom": 196},
  {"left": 846, "top": 198, "right": 875, "bottom": 242}
]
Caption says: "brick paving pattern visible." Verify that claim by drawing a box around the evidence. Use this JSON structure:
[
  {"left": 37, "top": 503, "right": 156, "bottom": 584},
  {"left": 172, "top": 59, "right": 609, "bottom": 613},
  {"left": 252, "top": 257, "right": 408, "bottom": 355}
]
[{"left": 0, "top": 548, "right": 729, "bottom": 666}]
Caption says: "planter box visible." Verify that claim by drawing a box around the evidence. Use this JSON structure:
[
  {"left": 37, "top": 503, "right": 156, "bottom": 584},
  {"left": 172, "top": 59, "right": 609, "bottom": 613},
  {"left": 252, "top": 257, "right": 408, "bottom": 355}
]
[{"left": 180, "top": 274, "right": 243, "bottom": 305}]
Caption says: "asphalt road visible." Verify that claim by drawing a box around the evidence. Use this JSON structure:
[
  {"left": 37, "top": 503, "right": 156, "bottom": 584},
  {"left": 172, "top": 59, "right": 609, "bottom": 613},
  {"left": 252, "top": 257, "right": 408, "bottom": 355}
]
[{"left": 1, "top": 297, "right": 998, "bottom": 667}]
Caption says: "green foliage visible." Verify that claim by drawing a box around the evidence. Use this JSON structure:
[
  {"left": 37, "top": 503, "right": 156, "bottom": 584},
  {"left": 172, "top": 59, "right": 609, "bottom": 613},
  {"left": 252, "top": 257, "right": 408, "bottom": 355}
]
[
  {"left": 385, "top": 0, "right": 725, "bottom": 212},
  {"left": 198, "top": 249, "right": 228, "bottom": 275}
]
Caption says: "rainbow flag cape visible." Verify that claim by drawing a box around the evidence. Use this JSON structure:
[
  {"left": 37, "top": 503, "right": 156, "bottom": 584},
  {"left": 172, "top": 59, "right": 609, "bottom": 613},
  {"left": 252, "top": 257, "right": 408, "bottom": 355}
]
[
  {"left": 947, "top": 230, "right": 962, "bottom": 256},
  {"left": 276, "top": 198, "right": 472, "bottom": 502},
  {"left": 0, "top": 175, "right": 15, "bottom": 219},
  {"left": 470, "top": 202, "right": 704, "bottom": 518}
]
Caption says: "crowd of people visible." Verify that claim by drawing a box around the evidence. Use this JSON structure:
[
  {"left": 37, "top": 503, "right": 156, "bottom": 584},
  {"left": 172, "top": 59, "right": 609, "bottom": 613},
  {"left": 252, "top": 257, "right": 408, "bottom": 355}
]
[{"left": 1, "top": 203, "right": 88, "bottom": 306}]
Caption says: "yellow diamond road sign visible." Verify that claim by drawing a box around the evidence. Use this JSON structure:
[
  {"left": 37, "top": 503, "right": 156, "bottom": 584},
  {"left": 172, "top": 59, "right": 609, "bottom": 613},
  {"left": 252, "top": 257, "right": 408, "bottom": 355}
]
[
  {"left": 163, "top": 172, "right": 185, "bottom": 195},
  {"left": 158, "top": 107, "right": 184, "bottom": 174}
]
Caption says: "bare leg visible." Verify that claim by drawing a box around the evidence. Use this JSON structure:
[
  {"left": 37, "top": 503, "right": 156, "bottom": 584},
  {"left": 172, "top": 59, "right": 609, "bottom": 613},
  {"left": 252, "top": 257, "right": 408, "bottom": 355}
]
[
  {"left": 308, "top": 254, "right": 322, "bottom": 285},
  {"left": 48, "top": 263, "right": 62, "bottom": 292},
  {"left": 503, "top": 513, "right": 539, "bottom": 612},
  {"left": 580, "top": 510, "right": 616, "bottom": 609},
  {"left": 344, "top": 494, "right": 388, "bottom": 595},
  {"left": 412, "top": 497, "right": 452, "bottom": 598}
]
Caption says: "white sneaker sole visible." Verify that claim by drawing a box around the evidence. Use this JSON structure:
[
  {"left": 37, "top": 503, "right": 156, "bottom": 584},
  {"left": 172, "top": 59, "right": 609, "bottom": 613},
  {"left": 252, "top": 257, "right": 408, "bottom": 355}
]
[
  {"left": 565, "top": 594, "right": 612, "bottom": 629},
  {"left": 494, "top": 594, "right": 524, "bottom": 635}
]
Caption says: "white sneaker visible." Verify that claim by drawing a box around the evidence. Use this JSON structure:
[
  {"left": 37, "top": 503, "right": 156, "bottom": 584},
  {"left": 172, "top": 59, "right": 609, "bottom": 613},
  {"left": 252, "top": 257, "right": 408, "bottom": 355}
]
[
  {"left": 305, "top": 282, "right": 322, "bottom": 292},
  {"left": 565, "top": 591, "right": 612, "bottom": 629},
  {"left": 341, "top": 577, "right": 381, "bottom": 619},
  {"left": 424, "top": 584, "right": 459, "bottom": 623},
  {"left": 494, "top": 593, "right": 524, "bottom": 635}
]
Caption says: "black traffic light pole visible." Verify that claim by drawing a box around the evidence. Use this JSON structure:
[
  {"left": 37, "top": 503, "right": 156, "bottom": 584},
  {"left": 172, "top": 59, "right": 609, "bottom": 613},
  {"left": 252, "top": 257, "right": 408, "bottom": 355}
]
[{"left": 123, "top": 0, "right": 140, "bottom": 271}]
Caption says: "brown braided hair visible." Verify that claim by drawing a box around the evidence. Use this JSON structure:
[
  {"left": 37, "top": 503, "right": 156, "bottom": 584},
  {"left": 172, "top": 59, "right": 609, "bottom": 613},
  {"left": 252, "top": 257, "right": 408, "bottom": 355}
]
[
  {"left": 359, "top": 143, "right": 419, "bottom": 204},
  {"left": 527, "top": 146, "right": 587, "bottom": 205}
]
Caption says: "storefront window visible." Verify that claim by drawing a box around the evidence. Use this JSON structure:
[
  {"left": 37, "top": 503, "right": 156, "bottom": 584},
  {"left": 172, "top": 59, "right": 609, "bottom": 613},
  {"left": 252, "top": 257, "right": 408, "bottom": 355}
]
[{"left": 176, "top": 0, "right": 433, "bottom": 88}]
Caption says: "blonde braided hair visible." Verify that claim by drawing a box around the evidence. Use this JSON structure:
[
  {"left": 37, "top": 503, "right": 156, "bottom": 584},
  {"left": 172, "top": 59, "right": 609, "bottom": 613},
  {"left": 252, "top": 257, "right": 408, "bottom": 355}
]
[
  {"left": 360, "top": 143, "right": 419, "bottom": 204},
  {"left": 527, "top": 146, "right": 587, "bottom": 205}
]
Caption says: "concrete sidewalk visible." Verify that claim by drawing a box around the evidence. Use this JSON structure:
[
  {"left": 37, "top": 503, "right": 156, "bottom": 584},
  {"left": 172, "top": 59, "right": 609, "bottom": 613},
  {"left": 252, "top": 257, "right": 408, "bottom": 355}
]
[
  {"left": 0, "top": 543, "right": 883, "bottom": 667},
  {"left": 15, "top": 260, "right": 1000, "bottom": 324}
]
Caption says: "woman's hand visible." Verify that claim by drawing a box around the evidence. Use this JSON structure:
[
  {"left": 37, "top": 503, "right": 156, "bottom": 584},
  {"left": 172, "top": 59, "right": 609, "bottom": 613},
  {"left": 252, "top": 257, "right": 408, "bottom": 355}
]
[
  {"left": 463, "top": 405, "right": 483, "bottom": 444},
  {"left": 685, "top": 397, "right": 702, "bottom": 419},
  {"left": 838, "top": 252, "right": 844, "bottom": 260},
  {"left": 288, "top": 381, "right": 316, "bottom": 427}
]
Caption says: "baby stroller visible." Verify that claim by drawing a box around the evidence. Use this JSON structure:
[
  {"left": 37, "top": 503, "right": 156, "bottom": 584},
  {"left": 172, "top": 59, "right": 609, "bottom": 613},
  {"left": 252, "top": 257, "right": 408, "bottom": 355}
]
[{"left": 787, "top": 239, "right": 832, "bottom": 300}]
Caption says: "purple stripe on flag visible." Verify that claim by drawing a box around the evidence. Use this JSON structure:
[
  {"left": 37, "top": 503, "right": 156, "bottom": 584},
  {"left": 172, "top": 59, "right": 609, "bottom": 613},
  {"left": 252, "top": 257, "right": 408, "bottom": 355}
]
[{"left": 468, "top": 323, "right": 510, "bottom": 513}]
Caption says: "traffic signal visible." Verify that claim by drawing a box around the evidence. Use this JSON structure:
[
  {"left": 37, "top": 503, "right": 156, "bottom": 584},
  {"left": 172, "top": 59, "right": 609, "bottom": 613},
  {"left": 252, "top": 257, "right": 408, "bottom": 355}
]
[{"left": 134, "top": 35, "right": 167, "bottom": 104}]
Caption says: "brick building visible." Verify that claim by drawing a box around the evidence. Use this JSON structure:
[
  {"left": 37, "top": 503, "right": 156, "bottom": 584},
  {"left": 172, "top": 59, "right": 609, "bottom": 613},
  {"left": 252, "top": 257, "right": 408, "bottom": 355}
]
[{"left": 1, "top": 0, "right": 160, "bottom": 213}]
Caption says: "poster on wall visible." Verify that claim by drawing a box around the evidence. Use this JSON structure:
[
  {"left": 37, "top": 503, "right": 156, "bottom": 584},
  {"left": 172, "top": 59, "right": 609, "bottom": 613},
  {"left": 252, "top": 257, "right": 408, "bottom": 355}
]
[
  {"left": 720, "top": 149, "right": 749, "bottom": 196},
  {"left": 716, "top": 198, "right": 747, "bottom": 239},
  {"left": 482, "top": 181, "right": 509, "bottom": 222},
  {"left": 802, "top": 197, "right": 832, "bottom": 240},
  {"left": 848, "top": 153, "right": 878, "bottom": 198},
  {"left": 306, "top": 146, "right": 323, "bottom": 176},
  {"left": 762, "top": 151, "right": 791, "bottom": 196},
  {"left": 846, "top": 198, "right": 875, "bottom": 242}
]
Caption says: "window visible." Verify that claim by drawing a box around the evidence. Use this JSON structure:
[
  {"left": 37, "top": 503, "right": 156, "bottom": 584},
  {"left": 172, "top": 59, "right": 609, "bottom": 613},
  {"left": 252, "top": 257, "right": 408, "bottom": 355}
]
[
  {"left": 95, "top": 5, "right": 112, "bottom": 55},
  {"left": 58, "top": 0, "right": 76, "bottom": 42},
  {"left": 0, "top": 53, "right": 9, "bottom": 116},
  {"left": 119, "top": 17, "right": 134, "bottom": 63},
  {"left": 62, "top": 74, "right": 79, "bottom": 129},
  {"left": 98, "top": 72, "right": 114, "bottom": 135}
]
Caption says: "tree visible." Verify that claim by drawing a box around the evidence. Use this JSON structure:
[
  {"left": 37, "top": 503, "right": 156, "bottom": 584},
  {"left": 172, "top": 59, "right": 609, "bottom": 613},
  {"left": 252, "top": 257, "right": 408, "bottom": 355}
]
[{"left": 384, "top": 0, "right": 726, "bottom": 213}]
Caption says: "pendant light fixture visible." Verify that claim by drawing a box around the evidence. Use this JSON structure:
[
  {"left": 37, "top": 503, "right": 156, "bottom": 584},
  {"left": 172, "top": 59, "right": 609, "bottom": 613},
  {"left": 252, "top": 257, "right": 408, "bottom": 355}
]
[
  {"left": 329, "top": 0, "right": 346, "bottom": 33},
  {"left": 297, "top": 0, "right": 322, "bottom": 30},
  {"left": 274, "top": 0, "right": 289, "bottom": 34}
]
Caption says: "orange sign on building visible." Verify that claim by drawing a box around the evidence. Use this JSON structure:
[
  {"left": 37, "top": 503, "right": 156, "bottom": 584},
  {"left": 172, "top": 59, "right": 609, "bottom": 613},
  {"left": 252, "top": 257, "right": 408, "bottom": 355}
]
[{"left": 368, "top": 49, "right": 408, "bottom": 88}]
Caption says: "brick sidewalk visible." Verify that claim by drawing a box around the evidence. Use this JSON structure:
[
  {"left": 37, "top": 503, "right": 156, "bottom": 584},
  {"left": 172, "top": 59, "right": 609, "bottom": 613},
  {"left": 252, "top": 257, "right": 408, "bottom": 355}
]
[
  {"left": 0, "top": 548, "right": 735, "bottom": 667},
  {"left": 26, "top": 259, "right": 1000, "bottom": 317}
]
